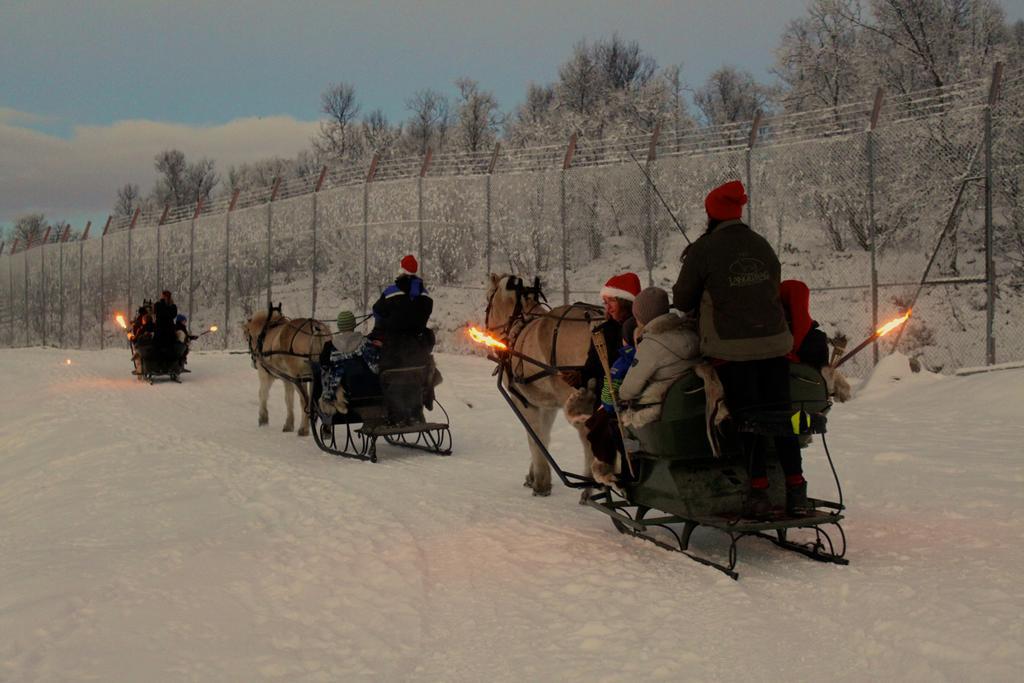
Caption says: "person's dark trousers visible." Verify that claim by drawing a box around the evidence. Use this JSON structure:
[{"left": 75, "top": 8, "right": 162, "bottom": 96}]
[{"left": 716, "top": 357, "right": 803, "bottom": 485}]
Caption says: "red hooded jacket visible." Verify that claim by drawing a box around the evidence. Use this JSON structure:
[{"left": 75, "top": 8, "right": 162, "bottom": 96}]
[{"left": 779, "top": 279, "right": 813, "bottom": 363}]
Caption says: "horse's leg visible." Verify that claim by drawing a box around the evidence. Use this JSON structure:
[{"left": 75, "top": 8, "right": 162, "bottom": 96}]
[
  {"left": 296, "top": 381, "right": 310, "bottom": 437},
  {"left": 573, "top": 420, "right": 597, "bottom": 504},
  {"left": 258, "top": 367, "right": 271, "bottom": 427},
  {"left": 282, "top": 380, "right": 296, "bottom": 433},
  {"left": 524, "top": 406, "right": 557, "bottom": 497}
]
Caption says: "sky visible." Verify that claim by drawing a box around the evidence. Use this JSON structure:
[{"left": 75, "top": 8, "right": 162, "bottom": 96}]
[{"left": 2, "top": 0, "right": 1022, "bottom": 237}]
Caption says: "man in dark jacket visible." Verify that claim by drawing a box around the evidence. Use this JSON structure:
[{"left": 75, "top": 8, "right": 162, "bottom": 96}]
[
  {"left": 370, "top": 255, "right": 433, "bottom": 346},
  {"left": 672, "top": 180, "right": 807, "bottom": 516}
]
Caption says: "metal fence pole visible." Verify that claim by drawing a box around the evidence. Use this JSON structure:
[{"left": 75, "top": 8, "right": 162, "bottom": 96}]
[
  {"left": 58, "top": 238, "right": 64, "bottom": 348},
  {"left": 78, "top": 222, "right": 89, "bottom": 348},
  {"left": 985, "top": 63, "right": 1003, "bottom": 366},
  {"left": 311, "top": 166, "right": 327, "bottom": 319},
  {"left": 100, "top": 217, "right": 109, "bottom": 350},
  {"left": 486, "top": 143, "right": 500, "bottom": 277},
  {"left": 266, "top": 177, "right": 281, "bottom": 306},
  {"left": 560, "top": 134, "right": 577, "bottom": 305},
  {"left": 867, "top": 88, "right": 884, "bottom": 366},
  {"left": 745, "top": 111, "right": 762, "bottom": 228},
  {"left": 644, "top": 125, "right": 661, "bottom": 287},
  {"left": 418, "top": 149, "right": 432, "bottom": 279},
  {"left": 127, "top": 207, "right": 139, "bottom": 316},
  {"left": 9, "top": 252, "right": 14, "bottom": 347},
  {"left": 40, "top": 235, "right": 47, "bottom": 347},
  {"left": 224, "top": 189, "right": 239, "bottom": 350},
  {"left": 188, "top": 200, "right": 201, "bottom": 324},
  {"left": 363, "top": 154, "right": 379, "bottom": 312},
  {"left": 157, "top": 204, "right": 169, "bottom": 291},
  {"left": 24, "top": 250, "right": 29, "bottom": 346}
]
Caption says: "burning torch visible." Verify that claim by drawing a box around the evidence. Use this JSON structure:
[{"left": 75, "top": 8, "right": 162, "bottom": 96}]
[
  {"left": 115, "top": 313, "right": 131, "bottom": 339},
  {"left": 467, "top": 326, "right": 559, "bottom": 374},
  {"left": 196, "top": 325, "right": 219, "bottom": 338},
  {"left": 835, "top": 310, "right": 912, "bottom": 368}
]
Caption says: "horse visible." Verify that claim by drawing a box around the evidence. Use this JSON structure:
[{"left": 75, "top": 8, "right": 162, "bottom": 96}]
[
  {"left": 484, "top": 273, "right": 604, "bottom": 500},
  {"left": 243, "top": 306, "right": 332, "bottom": 437}
]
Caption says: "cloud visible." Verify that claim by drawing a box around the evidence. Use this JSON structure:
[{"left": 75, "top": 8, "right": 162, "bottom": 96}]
[{"left": 0, "top": 111, "right": 319, "bottom": 223}]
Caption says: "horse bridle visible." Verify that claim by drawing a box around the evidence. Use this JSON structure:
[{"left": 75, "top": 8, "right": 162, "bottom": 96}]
[{"left": 484, "top": 276, "right": 547, "bottom": 339}]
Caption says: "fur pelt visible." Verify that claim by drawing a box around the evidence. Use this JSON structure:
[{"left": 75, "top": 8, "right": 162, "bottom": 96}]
[
  {"left": 821, "top": 366, "right": 852, "bottom": 402},
  {"left": 564, "top": 380, "right": 598, "bottom": 425},
  {"left": 695, "top": 363, "right": 730, "bottom": 457}
]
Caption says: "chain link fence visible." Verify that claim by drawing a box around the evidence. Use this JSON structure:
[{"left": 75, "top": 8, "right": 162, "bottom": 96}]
[{"left": 2, "top": 68, "right": 1022, "bottom": 375}]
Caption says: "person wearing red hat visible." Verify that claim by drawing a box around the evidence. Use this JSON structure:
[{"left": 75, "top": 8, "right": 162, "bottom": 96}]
[
  {"left": 369, "top": 253, "right": 434, "bottom": 358},
  {"left": 672, "top": 180, "right": 807, "bottom": 517}
]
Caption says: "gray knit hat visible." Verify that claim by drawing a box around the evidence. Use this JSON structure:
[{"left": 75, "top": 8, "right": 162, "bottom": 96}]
[
  {"left": 336, "top": 310, "right": 357, "bottom": 332},
  {"left": 632, "top": 287, "right": 669, "bottom": 326}
]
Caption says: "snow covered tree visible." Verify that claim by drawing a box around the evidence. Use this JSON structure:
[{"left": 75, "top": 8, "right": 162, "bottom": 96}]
[
  {"left": 314, "top": 82, "right": 360, "bottom": 164},
  {"left": 694, "top": 66, "right": 775, "bottom": 127},
  {"left": 114, "top": 183, "right": 141, "bottom": 218},
  {"left": 404, "top": 89, "right": 451, "bottom": 156},
  {"left": 774, "top": 0, "right": 869, "bottom": 112},
  {"left": 453, "top": 78, "right": 501, "bottom": 153},
  {"left": 150, "top": 150, "right": 218, "bottom": 208},
  {"left": 11, "top": 213, "right": 48, "bottom": 246}
]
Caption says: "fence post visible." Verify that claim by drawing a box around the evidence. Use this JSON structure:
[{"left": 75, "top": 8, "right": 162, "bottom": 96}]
[
  {"left": 266, "top": 177, "right": 281, "bottom": 306},
  {"left": 127, "top": 207, "right": 140, "bottom": 317},
  {"left": 985, "top": 62, "right": 1003, "bottom": 366},
  {"left": 100, "top": 216, "right": 111, "bottom": 350},
  {"left": 560, "top": 133, "right": 577, "bottom": 305},
  {"left": 746, "top": 111, "right": 762, "bottom": 227},
  {"left": 644, "top": 124, "right": 661, "bottom": 287},
  {"left": 58, "top": 231, "right": 64, "bottom": 348},
  {"left": 418, "top": 148, "right": 432, "bottom": 279},
  {"left": 486, "top": 143, "right": 500, "bottom": 277},
  {"left": 23, "top": 249, "right": 29, "bottom": 346},
  {"left": 363, "top": 154, "right": 379, "bottom": 312},
  {"left": 157, "top": 203, "right": 169, "bottom": 289},
  {"left": 311, "top": 166, "right": 327, "bottom": 319},
  {"left": 79, "top": 221, "right": 90, "bottom": 348},
  {"left": 224, "top": 189, "right": 239, "bottom": 350},
  {"left": 188, "top": 199, "right": 202, "bottom": 325},
  {"left": 867, "top": 87, "right": 884, "bottom": 366}
]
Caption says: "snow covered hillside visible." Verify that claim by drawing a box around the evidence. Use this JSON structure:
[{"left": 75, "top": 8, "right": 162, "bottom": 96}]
[{"left": 1, "top": 348, "right": 1022, "bottom": 681}]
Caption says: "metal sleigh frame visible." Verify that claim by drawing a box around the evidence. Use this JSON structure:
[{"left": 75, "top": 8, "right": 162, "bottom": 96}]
[
  {"left": 492, "top": 349, "right": 849, "bottom": 580},
  {"left": 307, "top": 363, "right": 453, "bottom": 463}
]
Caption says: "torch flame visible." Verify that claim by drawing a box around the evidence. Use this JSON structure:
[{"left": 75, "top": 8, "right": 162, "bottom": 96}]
[
  {"left": 65, "top": 359, "right": 72, "bottom": 366},
  {"left": 875, "top": 309, "right": 912, "bottom": 338},
  {"left": 115, "top": 314, "right": 128, "bottom": 330},
  {"left": 209, "top": 325, "right": 219, "bottom": 333},
  {"left": 468, "top": 326, "right": 508, "bottom": 350}
]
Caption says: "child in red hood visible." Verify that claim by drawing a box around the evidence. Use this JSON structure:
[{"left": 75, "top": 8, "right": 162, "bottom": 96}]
[{"left": 779, "top": 280, "right": 829, "bottom": 370}]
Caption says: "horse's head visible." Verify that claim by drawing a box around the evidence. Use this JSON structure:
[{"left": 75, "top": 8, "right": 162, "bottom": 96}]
[
  {"left": 485, "top": 273, "right": 545, "bottom": 332},
  {"left": 243, "top": 306, "right": 285, "bottom": 364}
]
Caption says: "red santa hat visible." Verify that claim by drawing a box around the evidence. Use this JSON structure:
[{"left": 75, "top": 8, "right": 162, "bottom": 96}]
[
  {"left": 400, "top": 254, "right": 419, "bottom": 276},
  {"left": 705, "top": 180, "right": 748, "bottom": 221},
  {"left": 600, "top": 272, "right": 642, "bottom": 302}
]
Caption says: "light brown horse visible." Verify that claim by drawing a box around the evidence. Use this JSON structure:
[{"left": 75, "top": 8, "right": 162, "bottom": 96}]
[
  {"left": 484, "top": 274, "right": 603, "bottom": 499},
  {"left": 243, "top": 308, "right": 332, "bottom": 437}
]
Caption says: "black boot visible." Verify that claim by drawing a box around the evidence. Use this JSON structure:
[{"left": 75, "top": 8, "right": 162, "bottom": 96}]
[
  {"left": 742, "top": 488, "right": 772, "bottom": 519},
  {"left": 786, "top": 481, "right": 809, "bottom": 514}
]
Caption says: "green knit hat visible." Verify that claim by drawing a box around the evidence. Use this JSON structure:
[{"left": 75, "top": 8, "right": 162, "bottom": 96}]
[{"left": 336, "top": 310, "right": 356, "bottom": 332}]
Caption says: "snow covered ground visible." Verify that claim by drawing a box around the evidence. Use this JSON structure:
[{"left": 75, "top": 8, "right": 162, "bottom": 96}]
[{"left": 1, "top": 348, "right": 1022, "bottom": 682}]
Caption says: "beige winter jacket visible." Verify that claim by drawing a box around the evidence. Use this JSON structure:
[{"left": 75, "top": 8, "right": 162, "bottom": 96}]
[{"left": 618, "top": 313, "right": 701, "bottom": 428}]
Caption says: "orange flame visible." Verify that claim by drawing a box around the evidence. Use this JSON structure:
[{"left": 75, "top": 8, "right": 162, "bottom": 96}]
[
  {"left": 115, "top": 314, "right": 128, "bottom": 330},
  {"left": 875, "top": 309, "right": 912, "bottom": 338},
  {"left": 64, "top": 359, "right": 72, "bottom": 366},
  {"left": 209, "top": 325, "right": 219, "bottom": 333},
  {"left": 468, "top": 326, "right": 508, "bottom": 350}
]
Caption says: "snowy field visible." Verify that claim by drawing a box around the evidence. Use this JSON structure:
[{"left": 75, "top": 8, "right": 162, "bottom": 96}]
[{"left": 1, "top": 347, "right": 1022, "bottom": 682}]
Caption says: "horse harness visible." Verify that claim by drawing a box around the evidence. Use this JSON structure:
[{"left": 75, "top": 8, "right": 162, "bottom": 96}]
[{"left": 486, "top": 278, "right": 604, "bottom": 407}]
